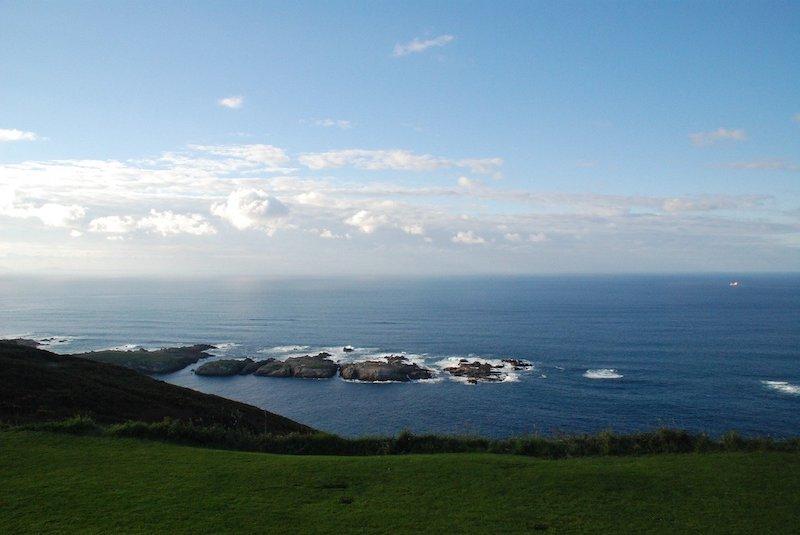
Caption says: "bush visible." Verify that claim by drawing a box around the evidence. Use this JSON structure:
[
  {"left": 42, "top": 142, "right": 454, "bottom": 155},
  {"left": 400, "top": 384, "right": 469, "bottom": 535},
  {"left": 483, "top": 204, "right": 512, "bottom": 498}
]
[
  {"left": 19, "top": 415, "right": 101, "bottom": 435},
  {"left": 9, "top": 418, "right": 800, "bottom": 458}
]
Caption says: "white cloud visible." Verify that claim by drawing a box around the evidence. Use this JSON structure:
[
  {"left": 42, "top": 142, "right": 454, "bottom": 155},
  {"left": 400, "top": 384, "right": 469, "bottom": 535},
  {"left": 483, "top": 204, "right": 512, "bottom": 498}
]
[
  {"left": 310, "top": 228, "right": 348, "bottom": 240},
  {"left": 299, "top": 149, "right": 502, "bottom": 175},
  {"left": 690, "top": 128, "right": 747, "bottom": 146},
  {"left": 211, "top": 189, "right": 289, "bottom": 234},
  {"left": 0, "top": 128, "right": 38, "bottom": 142},
  {"left": 314, "top": 118, "right": 352, "bottom": 129},
  {"left": 69, "top": 229, "right": 83, "bottom": 238},
  {"left": 720, "top": 160, "right": 799, "bottom": 172},
  {"left": 401, "top": 224, "right": 425, "bottom": 236},
  {"left": 459, "top": 158, "right": 504, "bottom": 176},
  {"left": 345, "top": 210, "right": 389, "bottom": 234},
  {"left": 458, "top": 176, "right": 476, "bottom": 188},
  {"left": 0, "top": 189, "right": 85, "bottom": 227},
  {"left": 393, "top": 35, "right": 455, "bottom": 57},
  {"left": 33, "top": 204, "right": 86, "bottom": 227},
  {"left": 218, "top": 96, "right": 244, "bottom": 109},
  {"left": 90, "top": 211, "right": 216, "bottom": 237},
  {"left": 89, "top": 215, "right": 137, "bottom": 234},
  {"left": 452, "top": 230, "right": 485, "bottom": 244},
  {"left": 300, "top": 149, "right": 442, "bottom": 171},
  {"left": 528, "top": 232, "right": 548, "bottom": 243},
  {"left": 661, "top": 196, "right": 766, "bottom": 213},
  {"left": 294, "top": 191, "right": 329, "bottom": 206},
  {"left": 137, "top": 209, "right": 216, "bottom": 236},
  {"left": 504, "top": 232, "right": 547, "bottom": 243},
  {"left": 188, "top": 144, "right": 291, "bottom": 170}
]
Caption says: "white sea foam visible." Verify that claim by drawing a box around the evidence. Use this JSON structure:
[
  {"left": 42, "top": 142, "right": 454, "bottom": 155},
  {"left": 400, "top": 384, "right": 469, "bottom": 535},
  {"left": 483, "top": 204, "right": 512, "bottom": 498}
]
[
  {"left": 762, "top": 380, "right": 800, "bottom": 395},
  {"left": 38, "top": 336, "right": 76, "bottom": 346},
  {"left": 208, "top": 342, "right": 239, "bottom": 356},
  {"left": 103, "top": 342, "right": 186, "bottom": 352},
  {"left": 259, "top": 345, "right": 312, "bottom": 355},
  {"left": 107, "top": 343, "right": 142, "bottom": 351},
  {"left": 584, "top": 368, "right": 623, "bottom": 379}
]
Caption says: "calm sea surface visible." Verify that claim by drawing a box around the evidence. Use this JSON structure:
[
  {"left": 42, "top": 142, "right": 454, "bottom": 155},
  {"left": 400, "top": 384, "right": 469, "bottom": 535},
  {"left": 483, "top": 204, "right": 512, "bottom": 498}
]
[{"left": 1, "top": 275, "right": 798, "bottom": 438}]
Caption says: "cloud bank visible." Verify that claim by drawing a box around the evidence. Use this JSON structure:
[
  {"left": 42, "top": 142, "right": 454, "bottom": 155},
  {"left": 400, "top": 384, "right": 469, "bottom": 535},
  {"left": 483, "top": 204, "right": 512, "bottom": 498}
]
[{"left": 0, "top": 140, "right": 796, "bottom": 275}]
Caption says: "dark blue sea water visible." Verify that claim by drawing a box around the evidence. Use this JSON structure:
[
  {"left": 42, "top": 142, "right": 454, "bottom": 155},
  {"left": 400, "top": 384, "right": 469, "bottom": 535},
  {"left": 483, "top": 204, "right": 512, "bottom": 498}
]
[{"left": 1, "top": 275, "right": 798, "bottom": 438}]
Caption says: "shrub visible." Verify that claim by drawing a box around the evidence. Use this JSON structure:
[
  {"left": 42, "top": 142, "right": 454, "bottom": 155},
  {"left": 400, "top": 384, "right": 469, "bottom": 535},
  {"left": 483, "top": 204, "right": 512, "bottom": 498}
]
[{"left": 9, "top": 418, "right": 800, "bottom": 459}]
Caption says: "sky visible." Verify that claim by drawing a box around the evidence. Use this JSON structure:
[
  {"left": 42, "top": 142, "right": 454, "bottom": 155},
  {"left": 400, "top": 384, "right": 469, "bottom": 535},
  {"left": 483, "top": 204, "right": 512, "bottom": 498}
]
[{"left": 1, "top": 1, "right": 798, "bottom": 276}]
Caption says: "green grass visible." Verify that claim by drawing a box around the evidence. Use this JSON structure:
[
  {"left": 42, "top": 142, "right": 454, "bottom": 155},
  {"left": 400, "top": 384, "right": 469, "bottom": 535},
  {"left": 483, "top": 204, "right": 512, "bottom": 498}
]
[{"left": 2, "top": 430, "right": 799, "bottom": 533}]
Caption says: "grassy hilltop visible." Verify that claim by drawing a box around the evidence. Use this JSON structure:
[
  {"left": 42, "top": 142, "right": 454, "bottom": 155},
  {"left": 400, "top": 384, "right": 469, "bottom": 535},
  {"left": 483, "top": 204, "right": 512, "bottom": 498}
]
[{"left": 2, "top": 430, "right": 800, "bottom": 533}]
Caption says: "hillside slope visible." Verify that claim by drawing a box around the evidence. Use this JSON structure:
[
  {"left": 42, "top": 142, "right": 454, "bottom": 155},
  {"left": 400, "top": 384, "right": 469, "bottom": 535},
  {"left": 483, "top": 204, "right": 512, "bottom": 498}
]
[
  {"left": 0, "top": 342, "right": 311, "bottom": 435},
  {"left": 2, "top": 431, "right": 799, "bottom": 533}
]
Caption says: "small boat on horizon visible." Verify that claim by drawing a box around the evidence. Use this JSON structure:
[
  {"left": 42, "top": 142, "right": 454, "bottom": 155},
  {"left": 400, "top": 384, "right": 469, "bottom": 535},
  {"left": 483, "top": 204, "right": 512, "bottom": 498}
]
[{"left": 729, "top": 280, "right": 740, "bottom": 287}]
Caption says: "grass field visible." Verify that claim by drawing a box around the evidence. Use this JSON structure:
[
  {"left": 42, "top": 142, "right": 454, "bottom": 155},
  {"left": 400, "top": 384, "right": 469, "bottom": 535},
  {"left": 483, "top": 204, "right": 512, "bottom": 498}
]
[{"left": 2, "top": 431, "right": 799, "bottom": 533}]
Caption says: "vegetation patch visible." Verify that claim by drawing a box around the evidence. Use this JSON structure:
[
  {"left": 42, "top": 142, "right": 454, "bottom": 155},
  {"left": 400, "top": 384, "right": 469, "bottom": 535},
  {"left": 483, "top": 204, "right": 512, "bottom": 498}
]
[
  {"left": 13, "top": 416, "right": 800, "bottom": 459},
  {"left": 1, "top": 430, "right": 799, "bottom": 533}
]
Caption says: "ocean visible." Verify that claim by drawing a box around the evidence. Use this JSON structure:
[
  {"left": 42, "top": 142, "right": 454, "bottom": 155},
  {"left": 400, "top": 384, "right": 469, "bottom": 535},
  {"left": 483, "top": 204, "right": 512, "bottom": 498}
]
[{"left": 2, "top": 274, "right": 798, "bottom": 438}]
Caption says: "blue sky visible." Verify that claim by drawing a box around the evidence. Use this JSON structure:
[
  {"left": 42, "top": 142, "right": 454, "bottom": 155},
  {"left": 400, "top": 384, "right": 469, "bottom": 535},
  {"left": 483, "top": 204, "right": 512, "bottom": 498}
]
[{"left": 1, "top": 1, "right": 798, "bottom": 275}]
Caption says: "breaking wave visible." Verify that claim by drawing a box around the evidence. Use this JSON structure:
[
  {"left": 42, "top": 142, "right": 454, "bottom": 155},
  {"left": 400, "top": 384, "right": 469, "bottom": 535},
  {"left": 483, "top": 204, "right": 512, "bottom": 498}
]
[
  {"left": 584, "top": 368, "right": 623, "bottom": 380},
  {"left": 208, "top": 342, "right": 239, "bottom": 356},
  {"left": 762, "top": 380, "right": 800, "bottom": 395}
]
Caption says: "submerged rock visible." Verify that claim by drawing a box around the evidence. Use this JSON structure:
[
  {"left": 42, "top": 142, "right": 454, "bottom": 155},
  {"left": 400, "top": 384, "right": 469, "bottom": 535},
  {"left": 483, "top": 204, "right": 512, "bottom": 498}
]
[
  {"left": 195, "top": 358, "right": 271, "bottom": 376},
  {"left": 342, "top": 346, "right": 354, "bottom": 353},
  {"left": 254, "top": 353, "right": 338, "bottom": 379},
  {"left": 444, "top": 360, "right": 504, "bottom": 382},
  {"left": 339, "top": 356, "right": 433, "bottom": 382}
]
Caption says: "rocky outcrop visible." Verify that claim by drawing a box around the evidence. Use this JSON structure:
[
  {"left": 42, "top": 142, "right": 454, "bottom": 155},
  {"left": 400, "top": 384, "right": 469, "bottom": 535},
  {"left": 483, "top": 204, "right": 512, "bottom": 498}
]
[
  {"left": 194, "top": 358, "right": 266, "bottom": 376},
  {"left": 339, "top": 356, "right": 433, "bottom": 382},
  {"left": 70, "top": 344, "right": 216, "bottom": 375},
  {"left": 241, "top": 358, "right": 271, "bottom": 375},
  {"left": 4, "top": 338, "right": 42, "bottom": 348},
  {"left": 444, "top": 360, "right": 504, "bottom": 383},
  {"left": 254, "top": 353, "right": 338, "bottom": 379}
]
